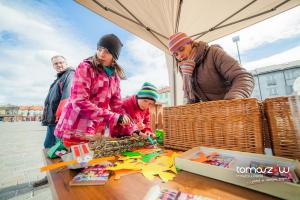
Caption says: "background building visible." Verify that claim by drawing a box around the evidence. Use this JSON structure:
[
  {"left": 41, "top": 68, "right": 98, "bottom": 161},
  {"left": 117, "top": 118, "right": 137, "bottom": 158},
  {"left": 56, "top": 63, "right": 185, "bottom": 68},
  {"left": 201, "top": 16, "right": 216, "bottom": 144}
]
[
  {"left": 0, "top": 105, "right": 43, "bottom": 122},
  {"left": 158, "top": 86, "right": 171, "bottom": 107},
  {"left": 251, "top": 60, "right": 300, "bottom": 100}
]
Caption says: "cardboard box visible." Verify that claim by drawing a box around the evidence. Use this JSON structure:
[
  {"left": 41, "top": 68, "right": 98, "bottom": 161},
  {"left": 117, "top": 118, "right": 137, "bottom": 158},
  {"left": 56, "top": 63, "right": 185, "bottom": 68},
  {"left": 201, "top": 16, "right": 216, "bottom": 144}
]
[{"left": 175, "top": 146, "right": 300, "bottom": 200}]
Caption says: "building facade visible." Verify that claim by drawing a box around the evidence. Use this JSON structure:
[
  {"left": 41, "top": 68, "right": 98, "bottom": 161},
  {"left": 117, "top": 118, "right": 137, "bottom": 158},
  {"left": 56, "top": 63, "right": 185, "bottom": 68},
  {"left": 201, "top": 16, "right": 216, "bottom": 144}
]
[
  {"left": 158, "top": 86, "right": 171, "bottom": 107},
  {"left": 0, "top": 105, "right": 43, "bottom": 122},
  {"left": 251, "top": 60, "right": 300, "bottom": 100}
]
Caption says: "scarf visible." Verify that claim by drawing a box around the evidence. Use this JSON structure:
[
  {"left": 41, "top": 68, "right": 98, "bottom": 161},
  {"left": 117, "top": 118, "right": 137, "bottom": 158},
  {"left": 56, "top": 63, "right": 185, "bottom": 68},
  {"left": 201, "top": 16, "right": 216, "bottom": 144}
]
[
  {"left": 178, "top": 41, "right": 209, "bottom": 102},
  {"left": 104, "top": 66, "right": 115, "bottom": 77}
]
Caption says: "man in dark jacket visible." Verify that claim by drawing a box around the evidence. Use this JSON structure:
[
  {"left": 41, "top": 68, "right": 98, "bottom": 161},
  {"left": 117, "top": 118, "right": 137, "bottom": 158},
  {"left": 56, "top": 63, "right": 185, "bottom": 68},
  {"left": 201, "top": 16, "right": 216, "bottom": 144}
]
[
  {"left": 42, "top": 55, "right": 74, "bottom": 148},
  {"left": 168, "top": 32, "right": 254, "bottom": 103}
]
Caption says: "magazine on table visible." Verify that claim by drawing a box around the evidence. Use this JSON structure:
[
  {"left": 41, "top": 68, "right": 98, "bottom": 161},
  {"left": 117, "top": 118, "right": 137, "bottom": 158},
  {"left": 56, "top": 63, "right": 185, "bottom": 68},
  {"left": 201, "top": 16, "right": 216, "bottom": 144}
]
[{"left": 69, "top": 164, "right": 111, "bottom": 186}]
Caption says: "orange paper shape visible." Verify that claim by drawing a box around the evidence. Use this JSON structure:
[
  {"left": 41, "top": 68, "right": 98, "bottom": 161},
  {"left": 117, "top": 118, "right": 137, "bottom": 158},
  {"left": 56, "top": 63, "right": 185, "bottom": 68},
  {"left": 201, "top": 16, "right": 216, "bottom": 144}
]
[
  {"left": 114, "top": 169, "right": 140, "bottom": 180},
  {"left": 160, "top": 150, "right": 174, "bottom": 157},
  {"left": 40, "top": 156, "right": 115, "bottom": 172},
  {"left": 208, "top": 152, "right": 220, "bottom": 157},
  {"left": 191, "top": 153, "right": 209, "bottom": 163}
]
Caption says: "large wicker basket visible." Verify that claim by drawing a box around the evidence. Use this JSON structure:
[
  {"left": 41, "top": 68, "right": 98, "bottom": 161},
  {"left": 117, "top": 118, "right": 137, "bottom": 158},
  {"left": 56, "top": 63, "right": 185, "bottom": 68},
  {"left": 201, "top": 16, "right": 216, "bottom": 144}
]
[
  {"left": 264, "top": 96, "right": 300, "bottom": 160},
  {"left": 163, "top": 98, "right": 264, "bottom": 153}
]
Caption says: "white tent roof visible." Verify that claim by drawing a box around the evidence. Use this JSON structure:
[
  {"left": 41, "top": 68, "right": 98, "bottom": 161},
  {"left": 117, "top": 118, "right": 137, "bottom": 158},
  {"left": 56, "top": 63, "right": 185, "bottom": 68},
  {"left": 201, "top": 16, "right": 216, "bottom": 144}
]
[
  {"left": 75, "top": 0, "right": 300, "bottom": 105},
  {"left": 75, "top": 0, "right": 300, "bottom": 53}
]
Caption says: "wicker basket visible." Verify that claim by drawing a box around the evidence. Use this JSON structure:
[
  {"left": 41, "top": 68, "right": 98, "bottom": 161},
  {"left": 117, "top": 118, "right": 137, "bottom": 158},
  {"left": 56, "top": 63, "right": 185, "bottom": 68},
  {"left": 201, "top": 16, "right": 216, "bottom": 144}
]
[
  {"left": 163, "top": 98, "right": 264, "bottom": 153},
  {"left": 264, "top": 96, "right": 300, "bottom": 160}
]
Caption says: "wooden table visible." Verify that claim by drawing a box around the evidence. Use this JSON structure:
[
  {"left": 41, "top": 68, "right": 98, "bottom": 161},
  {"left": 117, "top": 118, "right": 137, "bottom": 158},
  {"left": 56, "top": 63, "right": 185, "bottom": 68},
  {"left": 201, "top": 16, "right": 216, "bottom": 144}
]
[{"left": 43, "top": 150, "right": 279, "bottom": 200}]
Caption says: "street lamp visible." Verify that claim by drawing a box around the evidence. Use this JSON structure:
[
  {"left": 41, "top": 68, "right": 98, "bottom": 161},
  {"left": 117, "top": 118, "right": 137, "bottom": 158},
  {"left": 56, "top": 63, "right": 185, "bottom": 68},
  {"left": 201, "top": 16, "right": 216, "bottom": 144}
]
[{"left": 232, "top": 35, "right": 241, "bottom": 64}]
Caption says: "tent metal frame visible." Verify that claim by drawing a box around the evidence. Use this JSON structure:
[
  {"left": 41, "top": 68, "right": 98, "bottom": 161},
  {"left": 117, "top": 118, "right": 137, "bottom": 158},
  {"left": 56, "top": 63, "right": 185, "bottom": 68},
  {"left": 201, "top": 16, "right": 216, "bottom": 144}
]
[{"left": 92, "top": 0, "right": 290, "bottom": 46}]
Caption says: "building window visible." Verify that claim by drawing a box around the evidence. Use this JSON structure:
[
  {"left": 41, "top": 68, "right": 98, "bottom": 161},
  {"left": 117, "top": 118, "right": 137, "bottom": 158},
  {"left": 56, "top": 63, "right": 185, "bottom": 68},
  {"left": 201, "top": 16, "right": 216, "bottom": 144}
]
[
  {"left": 286, "top": 85, "right": 293, "bottom": 95},
  {"left": 285, "top": 70, "right": 293, "bottom": 80},
  {"left": 267, "top": 75, "right": 277, "bottom": 86},
  {"left": 268, "top": 88, "right": 278, "bottom": 96}
]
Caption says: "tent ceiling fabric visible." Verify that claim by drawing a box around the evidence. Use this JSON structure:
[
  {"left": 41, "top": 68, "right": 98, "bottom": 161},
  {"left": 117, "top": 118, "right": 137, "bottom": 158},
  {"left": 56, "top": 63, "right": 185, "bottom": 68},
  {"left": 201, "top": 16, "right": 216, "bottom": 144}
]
[{"left": 75, "top": 0, "right": 300, "bottom": 53}]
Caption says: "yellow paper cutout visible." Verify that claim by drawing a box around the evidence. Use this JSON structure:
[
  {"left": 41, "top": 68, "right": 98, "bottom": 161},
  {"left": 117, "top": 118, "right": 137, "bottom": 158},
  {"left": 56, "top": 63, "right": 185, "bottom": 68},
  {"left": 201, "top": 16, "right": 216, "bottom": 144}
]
[{"left": 158, "top": 171, "right": 176, "bottom": 182}]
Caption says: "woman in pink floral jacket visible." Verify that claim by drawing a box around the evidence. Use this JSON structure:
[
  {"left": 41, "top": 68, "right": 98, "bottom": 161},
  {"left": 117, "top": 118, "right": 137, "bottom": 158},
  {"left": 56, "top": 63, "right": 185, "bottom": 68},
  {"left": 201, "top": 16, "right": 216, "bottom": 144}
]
[{"left": 54, "top": 34, "right": 134, "bottom": 147}]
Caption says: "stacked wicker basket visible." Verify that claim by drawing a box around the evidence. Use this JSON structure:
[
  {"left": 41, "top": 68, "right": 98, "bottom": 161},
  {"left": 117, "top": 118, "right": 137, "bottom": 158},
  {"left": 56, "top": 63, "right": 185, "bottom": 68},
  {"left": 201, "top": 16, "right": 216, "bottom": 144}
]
[
  {"left": 163, "top": 98, "right": 264, "bottom": 153},
  {"left": 163, "top": 96, "right": 300, "bottom": 160},
  {"left": 264, "top": 96, "right": 300, "bottom": 160}
]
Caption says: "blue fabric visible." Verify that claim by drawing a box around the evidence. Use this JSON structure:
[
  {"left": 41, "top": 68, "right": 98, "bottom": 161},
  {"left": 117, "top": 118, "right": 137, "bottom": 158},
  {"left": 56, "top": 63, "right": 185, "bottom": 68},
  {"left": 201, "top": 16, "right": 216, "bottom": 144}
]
[
  {"left": 104, "top": 66, "right": 115, "bottom": 77},
  {"left": 44, "top": 124, "right": 57, "bottom": 148}
]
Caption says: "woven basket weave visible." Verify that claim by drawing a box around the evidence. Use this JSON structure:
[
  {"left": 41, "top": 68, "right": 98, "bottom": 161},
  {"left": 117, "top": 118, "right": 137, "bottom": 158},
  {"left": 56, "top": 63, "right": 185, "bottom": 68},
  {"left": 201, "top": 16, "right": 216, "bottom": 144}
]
[
  {"left": 163, "top": 98, "right": 264, "bottom": 153},
  {"left": 264, "top": 96, "right": 300, "bottom": 160}
]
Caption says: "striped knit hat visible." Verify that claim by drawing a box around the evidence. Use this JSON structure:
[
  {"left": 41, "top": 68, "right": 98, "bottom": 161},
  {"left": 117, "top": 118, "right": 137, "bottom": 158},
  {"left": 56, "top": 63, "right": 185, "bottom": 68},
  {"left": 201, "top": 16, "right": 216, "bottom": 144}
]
[
  {"left": 168, "top": 32, "right": 192, "bottom": 54},
  {"left": 137, "top": 82, "right": 159, "bottom": 102}
]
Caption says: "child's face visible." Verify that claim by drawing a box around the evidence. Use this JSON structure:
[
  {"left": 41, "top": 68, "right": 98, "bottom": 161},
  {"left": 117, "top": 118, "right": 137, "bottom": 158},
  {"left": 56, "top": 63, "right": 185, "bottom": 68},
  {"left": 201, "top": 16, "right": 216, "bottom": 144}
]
[
  {"left": 138, "top": 99, "right": 155, "bottom": 110},
  {"left": 97, "top": 47, "right": 113, "bottom": 66}
]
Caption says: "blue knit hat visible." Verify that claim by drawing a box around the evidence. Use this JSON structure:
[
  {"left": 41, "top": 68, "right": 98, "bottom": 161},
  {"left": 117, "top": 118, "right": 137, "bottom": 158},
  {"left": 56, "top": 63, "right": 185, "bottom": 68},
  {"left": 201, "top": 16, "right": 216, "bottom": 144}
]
[{"left": 137, "top": 82, "right": 159, "bottom": 102}]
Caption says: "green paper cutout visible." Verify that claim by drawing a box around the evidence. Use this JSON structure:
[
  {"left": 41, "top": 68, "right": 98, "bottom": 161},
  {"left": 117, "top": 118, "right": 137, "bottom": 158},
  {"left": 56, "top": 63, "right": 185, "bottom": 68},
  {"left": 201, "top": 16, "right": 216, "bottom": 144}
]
[
  {"left": 141, "top": 152, "right": 160, "bottom": 163},
  {"left": 121, "top": 151, "right": 143, "bottom": 157}
]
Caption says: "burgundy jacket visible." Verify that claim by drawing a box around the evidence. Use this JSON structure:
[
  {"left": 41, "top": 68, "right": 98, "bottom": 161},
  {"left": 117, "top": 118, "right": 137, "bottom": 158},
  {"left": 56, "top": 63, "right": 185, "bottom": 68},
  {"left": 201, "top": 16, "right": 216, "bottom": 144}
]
[{"left": 111, "top": 95, "right": 151, "bottom": 137}]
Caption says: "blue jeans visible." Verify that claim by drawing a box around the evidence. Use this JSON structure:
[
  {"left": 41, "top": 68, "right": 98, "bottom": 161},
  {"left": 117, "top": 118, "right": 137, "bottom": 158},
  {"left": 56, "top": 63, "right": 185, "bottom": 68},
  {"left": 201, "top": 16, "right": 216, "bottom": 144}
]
[{"left": 44, "top": 124, "right": 57, "bottom": 148}]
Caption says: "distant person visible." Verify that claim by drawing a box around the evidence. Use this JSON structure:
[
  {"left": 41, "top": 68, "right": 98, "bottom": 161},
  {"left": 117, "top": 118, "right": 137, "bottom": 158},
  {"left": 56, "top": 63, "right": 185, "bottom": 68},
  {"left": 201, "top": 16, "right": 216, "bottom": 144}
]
[
  {"left": 168, "top": 32, "right": 254, "bottom": 103},
  {"left": 41, "top": 55, "right": 74, "bottom": 148},
  {"left": 34, "top": 55, "right": 74, "bottom": 188},
  {"left": 54, "top": 34, "right": 137, "bottom": 147},
  {"left": 111, "top": 82, "right": 159, "bottom": 138}
]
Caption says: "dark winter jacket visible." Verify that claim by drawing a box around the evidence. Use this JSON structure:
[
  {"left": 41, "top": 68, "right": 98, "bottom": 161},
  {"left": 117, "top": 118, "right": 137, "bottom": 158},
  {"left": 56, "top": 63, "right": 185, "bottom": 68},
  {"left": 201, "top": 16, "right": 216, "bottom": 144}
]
[
  {"left": 42, "top": 68, "right": 74, "bottom": 126},
  {"left": 190, "top": 43, "right": 254, "bottom": 103}
]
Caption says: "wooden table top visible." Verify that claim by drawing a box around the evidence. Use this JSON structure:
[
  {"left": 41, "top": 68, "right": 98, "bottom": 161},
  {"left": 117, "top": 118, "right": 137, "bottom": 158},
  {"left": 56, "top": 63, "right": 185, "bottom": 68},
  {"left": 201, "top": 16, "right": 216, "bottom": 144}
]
[{"left": 43, "top": 149, "right": 279, "bottom": 200}]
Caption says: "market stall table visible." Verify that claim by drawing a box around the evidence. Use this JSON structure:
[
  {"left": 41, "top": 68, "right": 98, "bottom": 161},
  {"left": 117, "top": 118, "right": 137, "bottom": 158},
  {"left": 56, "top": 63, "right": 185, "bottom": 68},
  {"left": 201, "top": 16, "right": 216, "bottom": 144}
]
[{"left": 42, "top": 149, "right": 279, "bottom": 200}]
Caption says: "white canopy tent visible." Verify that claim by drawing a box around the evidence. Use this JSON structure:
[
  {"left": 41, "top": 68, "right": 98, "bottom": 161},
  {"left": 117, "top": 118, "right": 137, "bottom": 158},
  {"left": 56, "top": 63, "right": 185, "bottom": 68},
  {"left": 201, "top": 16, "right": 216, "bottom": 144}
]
[{"left": 75, "top": 0, "right": 300, "bottom": 105}]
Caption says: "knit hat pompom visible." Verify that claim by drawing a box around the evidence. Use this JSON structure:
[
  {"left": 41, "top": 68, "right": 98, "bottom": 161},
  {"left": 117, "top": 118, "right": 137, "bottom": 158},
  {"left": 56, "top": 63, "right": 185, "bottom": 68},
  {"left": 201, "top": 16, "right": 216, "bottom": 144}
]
[
  {"left": 97, "top": 34, "right": 123, "bottom": 60},
  {"left": 168, "top": 32, "right": 192, "bottom": 54},
  {"left": 137, "top": 82, "right": 159, "bottom": 102}
]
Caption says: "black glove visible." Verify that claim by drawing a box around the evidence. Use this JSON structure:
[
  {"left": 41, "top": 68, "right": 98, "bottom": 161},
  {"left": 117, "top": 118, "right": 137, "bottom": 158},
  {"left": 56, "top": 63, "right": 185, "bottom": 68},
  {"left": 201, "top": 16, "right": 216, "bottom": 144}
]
[{"left": 117, "top": 115, "right": 124, "bottom": 124}]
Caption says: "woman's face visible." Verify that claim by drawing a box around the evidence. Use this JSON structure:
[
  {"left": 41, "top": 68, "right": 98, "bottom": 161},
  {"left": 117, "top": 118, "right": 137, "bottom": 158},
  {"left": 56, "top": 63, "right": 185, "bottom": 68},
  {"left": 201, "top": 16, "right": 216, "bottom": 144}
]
[
  {"left": 97, "top": 47, "right": 113, "bottom": 66},
  {"left": 173, "top": 43, "right": 192, "bottom": 61},
  {"left": 138, "top": 99, "right": 155, "bottom": 110}
]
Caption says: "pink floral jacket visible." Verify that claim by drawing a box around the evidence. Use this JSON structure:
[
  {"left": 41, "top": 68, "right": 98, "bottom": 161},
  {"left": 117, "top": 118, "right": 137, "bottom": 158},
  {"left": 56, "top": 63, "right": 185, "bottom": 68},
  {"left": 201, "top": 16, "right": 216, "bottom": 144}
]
[{"left": 54, "top": 58, "right": 125, "bottom": 141}]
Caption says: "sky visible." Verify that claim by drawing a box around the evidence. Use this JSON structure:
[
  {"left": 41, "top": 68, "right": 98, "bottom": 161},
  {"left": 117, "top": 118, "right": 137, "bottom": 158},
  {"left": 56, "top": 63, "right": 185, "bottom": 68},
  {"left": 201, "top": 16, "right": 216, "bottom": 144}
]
[{"left": 0, "top": 0, "right": 300, "bottom": 105}]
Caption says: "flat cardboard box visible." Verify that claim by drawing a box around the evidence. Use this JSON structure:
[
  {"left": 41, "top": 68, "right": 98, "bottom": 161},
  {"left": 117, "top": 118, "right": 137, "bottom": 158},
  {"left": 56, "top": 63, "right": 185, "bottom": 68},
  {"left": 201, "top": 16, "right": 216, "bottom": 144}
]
[{"left": 175, "top": 146, "right": 300, "bottom": 200}]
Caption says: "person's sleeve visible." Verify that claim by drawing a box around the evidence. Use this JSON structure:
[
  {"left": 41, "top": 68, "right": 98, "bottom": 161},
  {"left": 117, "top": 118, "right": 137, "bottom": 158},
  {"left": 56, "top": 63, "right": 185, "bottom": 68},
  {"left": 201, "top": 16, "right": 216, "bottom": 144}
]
[
  {"left": 61, "top": 71, "right": 74, "bottom": 99},
  {"left": 56, "top": 71, "right": 74, "bottom": 121},
  {"left": 212, "top": 46, "right": 254, "bottom": 99},
  {"left": 70, "top": 62, "right": 120, "bottom": 127}
]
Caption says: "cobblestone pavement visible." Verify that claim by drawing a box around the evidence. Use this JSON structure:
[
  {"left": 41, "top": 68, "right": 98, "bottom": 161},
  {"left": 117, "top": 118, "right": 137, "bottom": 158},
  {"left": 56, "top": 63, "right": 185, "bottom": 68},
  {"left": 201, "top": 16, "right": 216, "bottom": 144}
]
[{"left": 0, "top": 122, "right": 52, "bottom": 200}]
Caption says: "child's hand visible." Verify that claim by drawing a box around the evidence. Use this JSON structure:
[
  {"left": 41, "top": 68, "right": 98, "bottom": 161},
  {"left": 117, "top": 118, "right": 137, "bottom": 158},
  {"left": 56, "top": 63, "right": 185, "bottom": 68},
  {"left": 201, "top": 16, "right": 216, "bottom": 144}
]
[
  {"left": 139, "top": 132, "right": 148, "bottom": 139},
  {"left": 145, "top": 131, "right": 156, "bottom": 138},
  {"left": 136, "top": 122, "right": 145, "bottom": 130}
]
